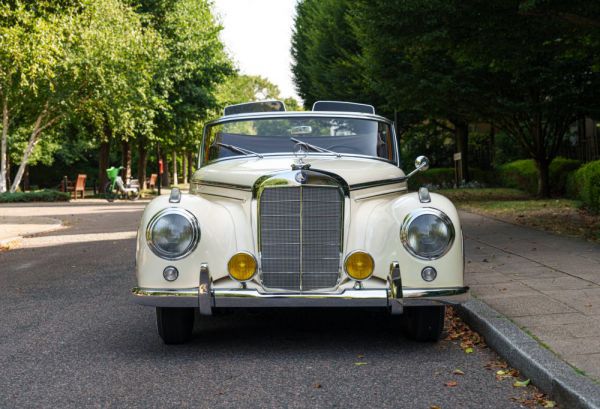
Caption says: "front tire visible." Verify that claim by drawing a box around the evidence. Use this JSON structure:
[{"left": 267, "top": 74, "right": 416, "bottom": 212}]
[
  {"left": 104, "top": 182, "right": 116, "bottom": 202},
  {"left": 403, "top": 306, "right": 445, "bottom": 342},
  {"left": 156, "top": 307, "right": 194, "bottom": 345}
]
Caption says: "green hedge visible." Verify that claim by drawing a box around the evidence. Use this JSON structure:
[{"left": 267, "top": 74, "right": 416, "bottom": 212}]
[
  {"left": 0, "top": 189, "right": 71, "bottom": 203},
  {"left": 408, "top": 167, "right": 496, "bottom": 190},
  {"left": 498, "top": 157, "right": 581, "bottom": 195},
  {"left": 569, "top": 160, "right": 600, "bottom": 213}
]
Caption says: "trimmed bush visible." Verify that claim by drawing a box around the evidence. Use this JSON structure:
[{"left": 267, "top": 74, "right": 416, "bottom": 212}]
[
  {"left": 498, "top": 159, "right": 538, "bottom": 194},
  {"left": 0, "top": 189, "right": 70, "bottom": 203},
  {"left": 408, "top": 167, "right": 496, "bottom": 190},
  {"left": 408, "top": 168, "right": 454, "bottom": 190},
  {"left": 570, "top": 160, "right": 600, "bottom": 213},
  {"left": 498, "top": 157, "right": 581, "bottom": 195}
]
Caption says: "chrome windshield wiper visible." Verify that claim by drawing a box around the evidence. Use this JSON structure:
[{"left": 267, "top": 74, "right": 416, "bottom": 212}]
[
  {"left": 290, "top": 137, "right": 341, "bottom": 157},
  {"left": 217, "top": 142, "right": 263, "bottom": 158}
]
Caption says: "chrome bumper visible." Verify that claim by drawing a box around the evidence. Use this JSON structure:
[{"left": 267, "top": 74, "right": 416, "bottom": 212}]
[{"left": 131, "top": 262, "right": 469, "bottom": 315}]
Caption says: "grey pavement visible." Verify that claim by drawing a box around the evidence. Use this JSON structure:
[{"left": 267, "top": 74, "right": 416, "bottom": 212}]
[
  {"left": 461, "top": 210, "right": 600, "bottom": 382},
  {"left": 0, "top": 201, "right": 545, "bottom": 408}
]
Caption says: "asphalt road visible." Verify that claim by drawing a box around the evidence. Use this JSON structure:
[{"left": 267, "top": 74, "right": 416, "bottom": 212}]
[{"left": 0, "top": 201, "right": 540, "bottom": 409}]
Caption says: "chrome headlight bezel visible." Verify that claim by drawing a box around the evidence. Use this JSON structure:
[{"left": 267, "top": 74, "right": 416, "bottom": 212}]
[
  {"left": 400, "top": 208, "right": 455, "bottom": 260},
  {"left": 146, "top": 208, "right": 200, "bottom": 260}
]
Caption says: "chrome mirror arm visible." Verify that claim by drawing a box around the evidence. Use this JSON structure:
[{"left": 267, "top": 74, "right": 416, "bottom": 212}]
[{"left": 405, "top": 155, "right": 430, "bottom": 179}]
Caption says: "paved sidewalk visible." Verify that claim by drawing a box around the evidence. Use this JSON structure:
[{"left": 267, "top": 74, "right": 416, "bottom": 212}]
[
  {"left": 461, "top": 210, "right": 600, "bottom": 382},
  {"left": 0, "top": 215, "right": 62, "bottom": 247}
]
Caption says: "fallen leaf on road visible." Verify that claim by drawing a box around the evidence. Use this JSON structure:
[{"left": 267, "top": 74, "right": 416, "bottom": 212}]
[
  {"left": 313, "top": 383, "right": 322, "bottom": 389},
  {"left": 453, "top": 369, "right": 465, "bottom": 375},
  {"left": 354, "top": 362, "right": 367, "bottom": 366},
  {"left": 513, "top": 379, "right": 530, "bottom": 387},
  {"left": 444, "top": 380, "right": 458, "bottom": 387},
  {"left": 464, "top": 347, "right": 474, "bottom": 354},
  {"left": 430, "top": 406, "right": 441, "bottom": 409},
  {"left": 543, "top": 400, "right": 556, "bottom": 408}
]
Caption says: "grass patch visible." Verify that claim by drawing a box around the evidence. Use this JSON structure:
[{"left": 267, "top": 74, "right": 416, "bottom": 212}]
[
  {"left": 438, "top": 188, "right": 600, "bottom": 242},
  {"left": 0, "top": 189, "right": 70, "bottom": 203}
]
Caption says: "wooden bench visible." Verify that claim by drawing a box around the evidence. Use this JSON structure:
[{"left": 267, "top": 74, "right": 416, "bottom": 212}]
[
  {"left": 147, "top": 173, "right": 157, "bottom": 190},
  {"left": 65, "top": 174, "right": 87, "bottom": 199}
]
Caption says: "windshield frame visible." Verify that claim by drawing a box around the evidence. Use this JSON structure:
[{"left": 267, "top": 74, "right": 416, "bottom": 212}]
[{"left": 198, "top": 112, "right": 400, "bottom": 168}]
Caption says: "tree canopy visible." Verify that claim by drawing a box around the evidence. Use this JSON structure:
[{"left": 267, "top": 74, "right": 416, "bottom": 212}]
[{"left": 291, "top": 0, "right": 600, "bottom": 196}]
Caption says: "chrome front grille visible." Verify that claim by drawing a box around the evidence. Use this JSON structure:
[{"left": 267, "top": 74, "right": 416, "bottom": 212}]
[{"left": 259, "top": 186, "right": 343, "bottom": 291}]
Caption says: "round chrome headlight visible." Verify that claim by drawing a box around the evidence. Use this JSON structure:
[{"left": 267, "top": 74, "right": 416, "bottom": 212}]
[
  {"left": 146, "top": 208, "right": 199, "bottom": 260},
  {"left": 401, "top": 208, "right": 455, "bottom": 260}
]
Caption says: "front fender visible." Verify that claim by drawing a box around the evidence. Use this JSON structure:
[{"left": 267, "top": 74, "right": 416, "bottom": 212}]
[
  {"left": 347, "top": 191, "right": 463, "bottom": 288},
  {"left": 136, "top": 194, "right": 247, "bottom": 289}
]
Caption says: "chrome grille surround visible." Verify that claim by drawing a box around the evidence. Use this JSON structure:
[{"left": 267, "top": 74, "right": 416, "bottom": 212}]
[{"left": 255, "top": 170, "right": 347, "bottom": 291}]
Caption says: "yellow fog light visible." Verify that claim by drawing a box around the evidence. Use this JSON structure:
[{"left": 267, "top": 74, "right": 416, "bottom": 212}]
[
  {"left": 228, "top": 252, "right": 257, "bottom": 282},
  {"left": 344, "top": 251, "right": 374, "bottom": 281}
]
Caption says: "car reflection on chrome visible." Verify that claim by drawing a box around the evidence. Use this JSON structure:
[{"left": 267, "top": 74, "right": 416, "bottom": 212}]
[{"left": 132, "top": 100, "right": 468, "bottom": 344}]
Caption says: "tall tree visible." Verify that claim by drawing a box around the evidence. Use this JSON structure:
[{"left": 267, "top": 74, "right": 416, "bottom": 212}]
[
  {"left": 291, "top": 0, "right": 377, "bottom": 110},
  {"left": 0, "top": 0, "right": 162, "bottom": 192}
]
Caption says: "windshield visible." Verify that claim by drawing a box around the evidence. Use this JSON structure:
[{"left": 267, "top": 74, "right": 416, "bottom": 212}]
[{"left": 201, "top": 116, "right": 396, "bottom": 165}]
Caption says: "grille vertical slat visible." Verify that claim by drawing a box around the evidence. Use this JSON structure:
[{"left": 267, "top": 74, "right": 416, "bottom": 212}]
[{"left": 259, "top": 185, "right": 342, "bottom": 291}]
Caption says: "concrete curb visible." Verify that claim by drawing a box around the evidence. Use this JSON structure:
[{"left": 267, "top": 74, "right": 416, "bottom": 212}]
[
  {"left": 0, "top": 217, "right": 63, "bottom": 249},
  {"left": 457, "top": 299, "right": 600, "bottom": 409}
]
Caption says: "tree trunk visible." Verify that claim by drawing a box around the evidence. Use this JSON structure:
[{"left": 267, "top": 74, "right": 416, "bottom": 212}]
[
  {"left": 122, "top": 139, "right": 132, "bottom": 181},
  {"left": 0, "top": 97, "right": 8, "bottom": 193},
  {"left": 23, "top": 165, "right": 29, "bottom": 191},
  {"left": 172, "top": 150, "right": 178, "bottom": 186},
  {"left": 534, "top": 157, "right": 551, "bottom": 198},
  {"left": 182, "top": 150, "right": 188, "bottom": 184},
  {"left": 454, "top": 121, "right": 470, "bottom": 183},
  {"left": 98, "top": 140, "right": 110, "bottom": 189},
  {"left": 161, "top": 152, "right": 170, "bottom": 187},
  {"left": 137, "top": 137, "right": 147, "bottom": 190},
  {"left": 10, "top": 113, "right": 45, "bottom": 192},
  {"left": 187, "top": 151, "right": 194, "bottom": 179}
]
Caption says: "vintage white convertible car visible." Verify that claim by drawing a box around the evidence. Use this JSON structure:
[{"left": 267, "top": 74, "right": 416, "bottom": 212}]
[{"left": 132, "top": 101, "right": 468, "bottom": 344}]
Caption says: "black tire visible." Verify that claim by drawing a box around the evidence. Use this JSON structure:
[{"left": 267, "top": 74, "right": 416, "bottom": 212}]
[
  {"left": 403, "top": 306, "right": 445, "bottom": 342},
  {"left": 156, "top": 307, "right": 194, "bottom": 345},
  {"left": 104, "top": 182, "right": 117, "bottom": 202}
]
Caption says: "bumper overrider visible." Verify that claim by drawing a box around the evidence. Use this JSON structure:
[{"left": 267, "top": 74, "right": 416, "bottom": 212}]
[{"left": 132, "top": 262, "right": 469, "bottom": 315}]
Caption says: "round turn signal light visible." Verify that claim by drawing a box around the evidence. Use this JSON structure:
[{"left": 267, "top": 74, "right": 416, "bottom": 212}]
[
  {"left": 228, "top": 252, "right": 257, "bottom": 282},
  {"left": 344, "top": 251, "right": 374, "bottom": 281}
]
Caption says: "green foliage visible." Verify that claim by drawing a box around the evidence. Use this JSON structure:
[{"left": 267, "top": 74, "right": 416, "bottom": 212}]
[
  {"left": 291, "top": 0, "right": 376, "bottom": 110},
  {"left": 570, "top": 160, "right": 600, "bottom": 213},
  {"left": 408, "top": 167, "right": 495, "bottom": 190},
  {"left": 499, "top": 160, "right": 539, "bottom": 194},
  {"left": 0, "top": 189, "right": 69, "bottom": 202},
  {"left": 499, "top": 157, "right": 581, "bottom": 195},
  {"left": 292, "top": 0, "right": 600, "bottom": 196}
]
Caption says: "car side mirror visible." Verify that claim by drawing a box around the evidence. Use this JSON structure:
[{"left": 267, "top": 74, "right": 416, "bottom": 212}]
[{"left": 406, "top": 155, "right": 430, "bottom": 179}]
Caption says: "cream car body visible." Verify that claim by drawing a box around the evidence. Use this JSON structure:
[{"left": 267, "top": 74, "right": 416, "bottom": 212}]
[{"left": 132, "top": 101, "right": 468, "bottom": 344}]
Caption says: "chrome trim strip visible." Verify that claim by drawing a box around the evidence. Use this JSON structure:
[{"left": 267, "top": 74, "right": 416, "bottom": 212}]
[
  {"left": 131, "top": 287, "right": 199, "bottom": 308},
  {"left": 193, "top": 180, "right": 253, "bottom": 191},
  {"left": 353, "top": 188, "right": 407, "bottom": 201},
  {"left": 145, "top": 208, "right": 200, "bottom": 260},
  {"left": 213, "top": 288, "right": 389, "bottom": 308},
  {"left": 349, "top": 177, "right": 407, "bottom": 191},
  {"left": 130, "top": 285, "right": 469, "bottom": 308},
  {"left": 400, "top": 208, "right": 456, "bottom": 260}
]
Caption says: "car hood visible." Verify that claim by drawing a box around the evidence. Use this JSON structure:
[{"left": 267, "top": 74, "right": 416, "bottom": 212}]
[{"left": 191, "top": 155, "right": 406, "bottom": 189}]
